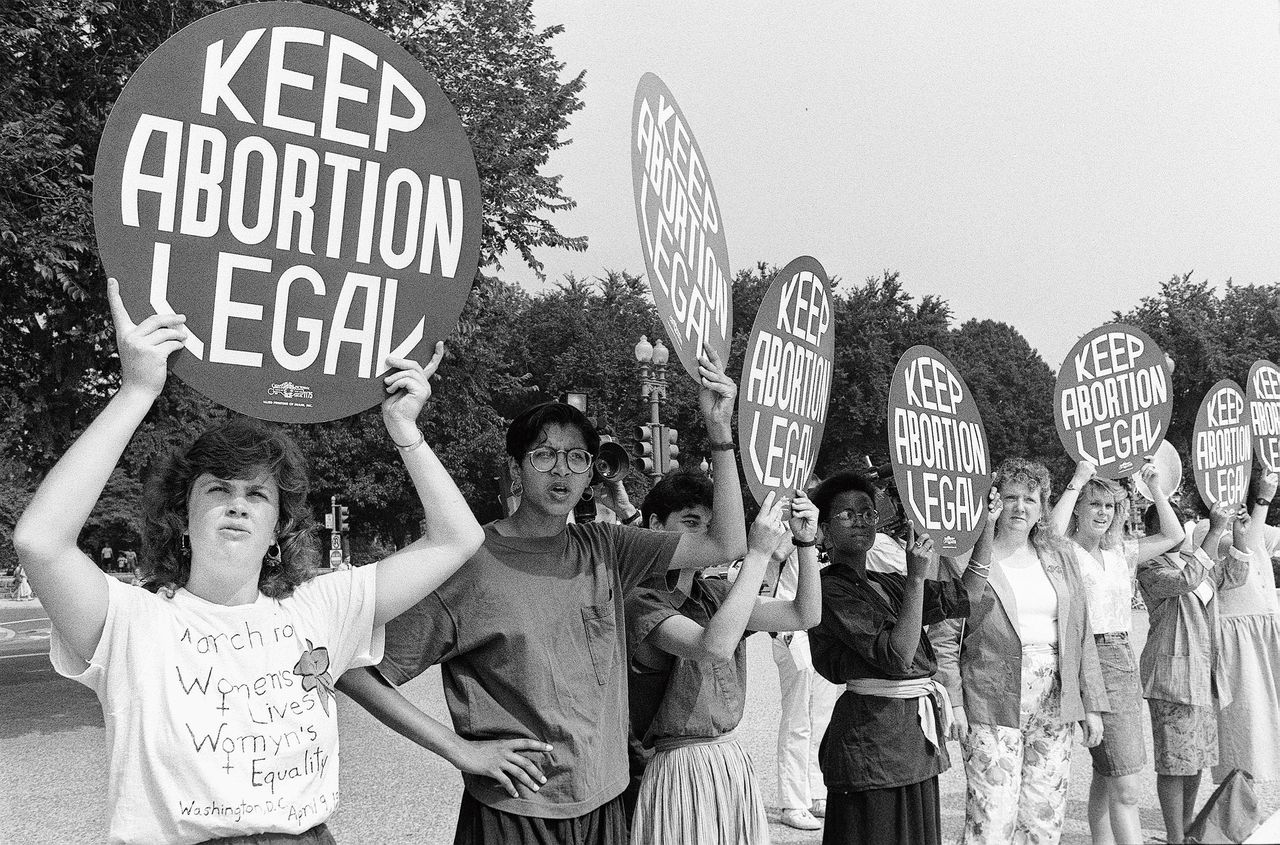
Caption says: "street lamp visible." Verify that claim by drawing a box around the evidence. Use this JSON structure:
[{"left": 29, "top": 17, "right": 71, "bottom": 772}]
[{"left": 634, "top": 336, "right": 678, "bottom": 481}]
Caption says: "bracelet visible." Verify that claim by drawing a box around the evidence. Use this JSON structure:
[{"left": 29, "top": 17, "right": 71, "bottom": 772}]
[
  {"left": 792, "top": 537, "right": 817, "bottom": 548},
  {"left": 392, "top": 429, "right": 425, "bottom": 451},
  {"left": 1065, "top": 482, "right": 1081, "bottom": 492},
  {"left": 620, "top": 510, "right": 642, "bottom": 525},
  {"left": 1255, "top": 497, "right": 1273, "bottom": 509},
  {"left": 709, "top": 441, "right": 736, "bottom": 452}
]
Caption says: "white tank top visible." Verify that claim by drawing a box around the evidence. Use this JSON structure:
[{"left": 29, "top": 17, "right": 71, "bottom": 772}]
[{"left": 998, "top": 546, "right": 1058, "bottom": 646}]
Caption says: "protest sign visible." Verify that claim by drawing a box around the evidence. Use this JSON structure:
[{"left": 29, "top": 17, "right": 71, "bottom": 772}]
[
  {"left": 737, "top": 256, "right": 835, "bottom": 505},
  {"left": 1054, "top": 324, "right": 1172, "bottom": 479},
  {"left": 1247, "top": 360, "right": 1280, "bottom": 473},
  {"left": 93, "top": 2, "right": 482, "bottom": 422},
  {"left": 1192, "top": 380, "right": 1252, "bottom": 509},
  {"left": 631, "top": 73, "right": 731, "bottom": 381},
  {"left": 888, "top": 346, "right": 991, "bottom": 555}
]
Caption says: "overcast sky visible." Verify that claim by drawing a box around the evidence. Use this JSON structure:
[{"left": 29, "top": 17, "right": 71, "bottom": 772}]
[{"left": 509, "top": 1, "right": 1280, "bottom": 372}]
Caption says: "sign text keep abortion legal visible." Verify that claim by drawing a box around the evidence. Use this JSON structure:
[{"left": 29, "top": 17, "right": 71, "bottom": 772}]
[
  {"left": 889, "top": 347, "right": 990, "bottom": 555},
  {"left": 631, "top": 73, "right": 731, "bottom": 380},
  {"left": 1055, "top": 325, "right": 1172, "bottom": 478},
  {"left": 94, "top": 3, "right": 481, "bottom": 421}
]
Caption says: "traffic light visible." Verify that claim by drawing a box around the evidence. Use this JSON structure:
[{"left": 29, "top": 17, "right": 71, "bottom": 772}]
[
  {"left": 634, "top": 425, "right": 657, "bottom": 475},
  {"left": 337, "top": 505, "right": 351, "bottom": 533},
  {"left": 661, "top": 426, "right": 680, "bottom": 474}
]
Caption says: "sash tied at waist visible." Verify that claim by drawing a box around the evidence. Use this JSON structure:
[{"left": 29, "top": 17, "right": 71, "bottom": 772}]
[{"left": 845, "top": 677, "right": 953, "bottom": 752}]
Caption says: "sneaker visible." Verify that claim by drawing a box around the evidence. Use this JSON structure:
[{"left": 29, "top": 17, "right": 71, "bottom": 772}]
[
  {"left": 780, "top": 808, "right": 822, "bottom": 830},
  {"left": 810, "top": 799, "right": 827, "bottom": 819}
]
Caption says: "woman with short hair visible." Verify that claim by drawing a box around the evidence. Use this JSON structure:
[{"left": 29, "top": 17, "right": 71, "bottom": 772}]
[
  {"left": 14, "top": 279, "right": 483, "bottom": 844},
  {"left": 933, "top": 458, "right": 1109, "bottom": 845}
]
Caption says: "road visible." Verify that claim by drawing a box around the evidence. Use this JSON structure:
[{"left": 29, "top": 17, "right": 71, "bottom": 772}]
[{"left": 3, "top": 598, "right": 1278, "bottom": 843}]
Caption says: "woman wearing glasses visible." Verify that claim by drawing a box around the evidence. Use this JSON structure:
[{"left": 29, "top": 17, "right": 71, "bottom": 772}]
[
  {"left": 807, "top": 471, "right": 993, "bottom": 845},
  {"left": 933, "top": 458, "right": 1109, "bottom": 845},
  {"left": 337, "top": 347, "right": 749, "bottom": 845}
]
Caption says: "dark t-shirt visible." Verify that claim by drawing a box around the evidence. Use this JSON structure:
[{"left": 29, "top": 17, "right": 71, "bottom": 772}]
[
  {"left": 378, "top": 521, "right": 680, "bottom": 819},
  {"left": 625, "top": 573, "right": 747, "bottom": 748},
  {"left": 809, "top": 566, "right": 969, "bottom": 791}
]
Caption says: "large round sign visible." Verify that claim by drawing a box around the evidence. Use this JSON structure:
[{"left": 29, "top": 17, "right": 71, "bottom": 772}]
[
  {"left": 1192, "top": 380, "right": 1252, "bottom": 509},
  {"left": 888, "top": 346, "right": 992, "bottom": 555},
  {"left": 631, "top": 73, "right": 732, "bottom": 382},
  {"left": 737, "top": 256, "right": 835, "bottom": 505},
  {"left": 1054, "top": 324, "right": 1173, "bottom": 479},
  {"left": 93, "top": 2, "right": 482, "bottom": 422},
  {"left": 1247, "top": 360, "right": 1280, "bottom": 472}
]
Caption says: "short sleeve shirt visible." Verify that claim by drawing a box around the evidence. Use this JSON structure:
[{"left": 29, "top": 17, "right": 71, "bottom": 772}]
[
  {"left": 378, "top": 521, "right": 680, "bottom": 819},
  {"left": 625, "top": 573, "right": 746, "bottom": 748},
  {"left": 1075, "top": 540, "right": 1139, "bottom": 634},
  {"left": 51, "top": 568, "right": 382, "bottom": 845}
]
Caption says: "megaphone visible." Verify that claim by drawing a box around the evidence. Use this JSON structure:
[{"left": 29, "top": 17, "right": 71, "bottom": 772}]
[{"left": 593, "top": 438, "right": 632, "bottom": 484}]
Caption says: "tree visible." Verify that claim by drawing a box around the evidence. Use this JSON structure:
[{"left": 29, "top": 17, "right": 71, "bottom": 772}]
[
  {"left": 1117, "top": 272, "right": 1280, "bottom": 508},
  {"left": 0, "top": 0, "right": 587, "bottom": 468}
]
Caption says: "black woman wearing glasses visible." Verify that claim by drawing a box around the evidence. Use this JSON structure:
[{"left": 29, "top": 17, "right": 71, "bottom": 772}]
[
  {"left": 808, "top": 471, "right": 993, "bottom": 845},
  {"left": 337, "top": 346, "right": 748, "bottom": 845}
]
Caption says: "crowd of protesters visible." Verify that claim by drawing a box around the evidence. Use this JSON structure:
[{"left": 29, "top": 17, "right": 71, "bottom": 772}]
[{"left": 14, "top": 282, "right": 1280, "bottom": 845}]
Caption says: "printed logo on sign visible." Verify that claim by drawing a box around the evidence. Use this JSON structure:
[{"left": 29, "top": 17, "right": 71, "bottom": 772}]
[
  {"left": 1054, "top": 324, "right": 1173, "bottom": 479},
  {"left": 631, "top": 73, "right": 732, "bottom": 381},
  {"left": 268, "top": 381, "right": 314, "bottom": 400}
]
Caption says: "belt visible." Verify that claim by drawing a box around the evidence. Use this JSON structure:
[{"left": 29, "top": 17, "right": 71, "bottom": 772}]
[
  {"left": 845, "top": 677, "right": 952, "bottom": 751},
  {"left": 1094, "top": 631, "right": 1129, "bottom": 643}
]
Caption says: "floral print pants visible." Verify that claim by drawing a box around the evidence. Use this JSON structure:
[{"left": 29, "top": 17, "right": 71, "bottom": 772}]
[{"left": 961, "top": 646, "right": 1074, "bottom": 845}]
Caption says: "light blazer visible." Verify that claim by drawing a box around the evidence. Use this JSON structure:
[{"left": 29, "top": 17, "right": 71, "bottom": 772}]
[{"left": 931, "top": 544, "right": 1109, "bottom": 728}]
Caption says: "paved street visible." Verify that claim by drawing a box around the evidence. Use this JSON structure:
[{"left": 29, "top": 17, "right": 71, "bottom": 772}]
[{"left": 3, "top": 597, "right": 1279, "bottom": 843}]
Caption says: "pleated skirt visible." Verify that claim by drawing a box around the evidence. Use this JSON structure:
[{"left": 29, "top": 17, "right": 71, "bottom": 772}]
[{"left": 629, "top": 736, "right": 769, "bottom": 845}]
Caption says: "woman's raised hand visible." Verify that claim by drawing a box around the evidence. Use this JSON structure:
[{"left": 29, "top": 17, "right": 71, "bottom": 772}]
[
  {"left": 696, "top": 343, "right": 736, "bottom": 436},
  {"left": 748, "top": 490, "right": 790, "bottom": 557},
  {"left": 381, "top": 342, "right": 444, "bottom": 432},
  {"left": 107, "top": 278, "right": 188, "bottom": 398},
  {"left": 788, "top": 490, "right": 819, "bottom": 544},
  {"left": 905, "top": 523, "right": 934, "bottom": 579}
]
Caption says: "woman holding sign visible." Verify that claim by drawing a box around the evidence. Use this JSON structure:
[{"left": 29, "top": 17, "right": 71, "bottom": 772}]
[
  {"left": 337, "top": 345, "right": 749, "bottom": 845},
  {"left": 807, "top": 471, "right": 994, "bottom": 845},
  {"left": 933, "top": 458, "right": 1108, "bottom": 845},
  {"left": 12, "top": 280, "right": 484, "bottom": 844},
  {"left": 1051, "top": 460, "right": 1183, "bottom": 845},
  {"left": 626, "top": 487, "right": 820, "bottom": 845},
  {"left": 1211, "top": 470, "right": 1280, "bottom": 786},
  {"left": 1136, "top": 502, "right": 1249, "bottom": 844}
]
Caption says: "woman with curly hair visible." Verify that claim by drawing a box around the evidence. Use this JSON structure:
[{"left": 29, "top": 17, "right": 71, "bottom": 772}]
[
  {"left": 932, "top": 457, "right": 1109, "bottom": 845},
  {"left": 1050, "top": 461, "right": 1182, "bottom": 845},
  {"left": 13, "top": 280, "right": 484, "bottom": 844}
]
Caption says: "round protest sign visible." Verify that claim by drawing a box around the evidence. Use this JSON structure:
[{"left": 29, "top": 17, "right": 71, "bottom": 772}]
[
  {"left": 1192, "top": 380, "right": 1252, "bottom": 509},
  {"left": 737, "top": 256, "right": 835, "bottom": 505},
  {"left": 888, "top": 346, "right": 992, "bottom": 555},
  {"left": 1054, "top": 324, "right": 1173, "bottom": 479},
  {"left": 631, "top": 73, "right": 731, "bottom": 381},
  {"left": 1247, "top": 360, "right": 1280, "bottom": 472},
  {"left": 93, "top": 2, "right": 482, "bottom": 422}
]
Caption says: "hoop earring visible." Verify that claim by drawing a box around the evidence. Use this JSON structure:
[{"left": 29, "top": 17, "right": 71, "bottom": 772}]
[
  {"left": 265, "top": 543, "right": 282, "bottom": 568},
  {"left": 179, "top": 534, "right": 191, "bottom": 557},
  {"left": 510, "top": 475, "right": 524, "bottom": 498}
]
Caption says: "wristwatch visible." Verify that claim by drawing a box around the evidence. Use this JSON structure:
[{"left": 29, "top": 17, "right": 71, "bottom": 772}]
[{"left": 1255, "top": 497, "right": 1273, "bottom": 509}]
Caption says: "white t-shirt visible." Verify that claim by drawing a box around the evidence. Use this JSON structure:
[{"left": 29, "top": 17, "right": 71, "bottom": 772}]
[
  {"left": 52, "top": 567, "right": 383, "bottom": 845},
  {"left": 1074, "top": 540, "right": 1138, "bottom": 634},
  {"left": 999, "top": 547, "right": 1058, "bottom": 646}
]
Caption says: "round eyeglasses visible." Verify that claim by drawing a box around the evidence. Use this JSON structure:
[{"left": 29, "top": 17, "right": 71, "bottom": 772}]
[
  {"left": 526, "top": 446, "right": 594, "bottom": 474},
  {"left": 830, "top": 508, "right": 879, "bottom": 526}
]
